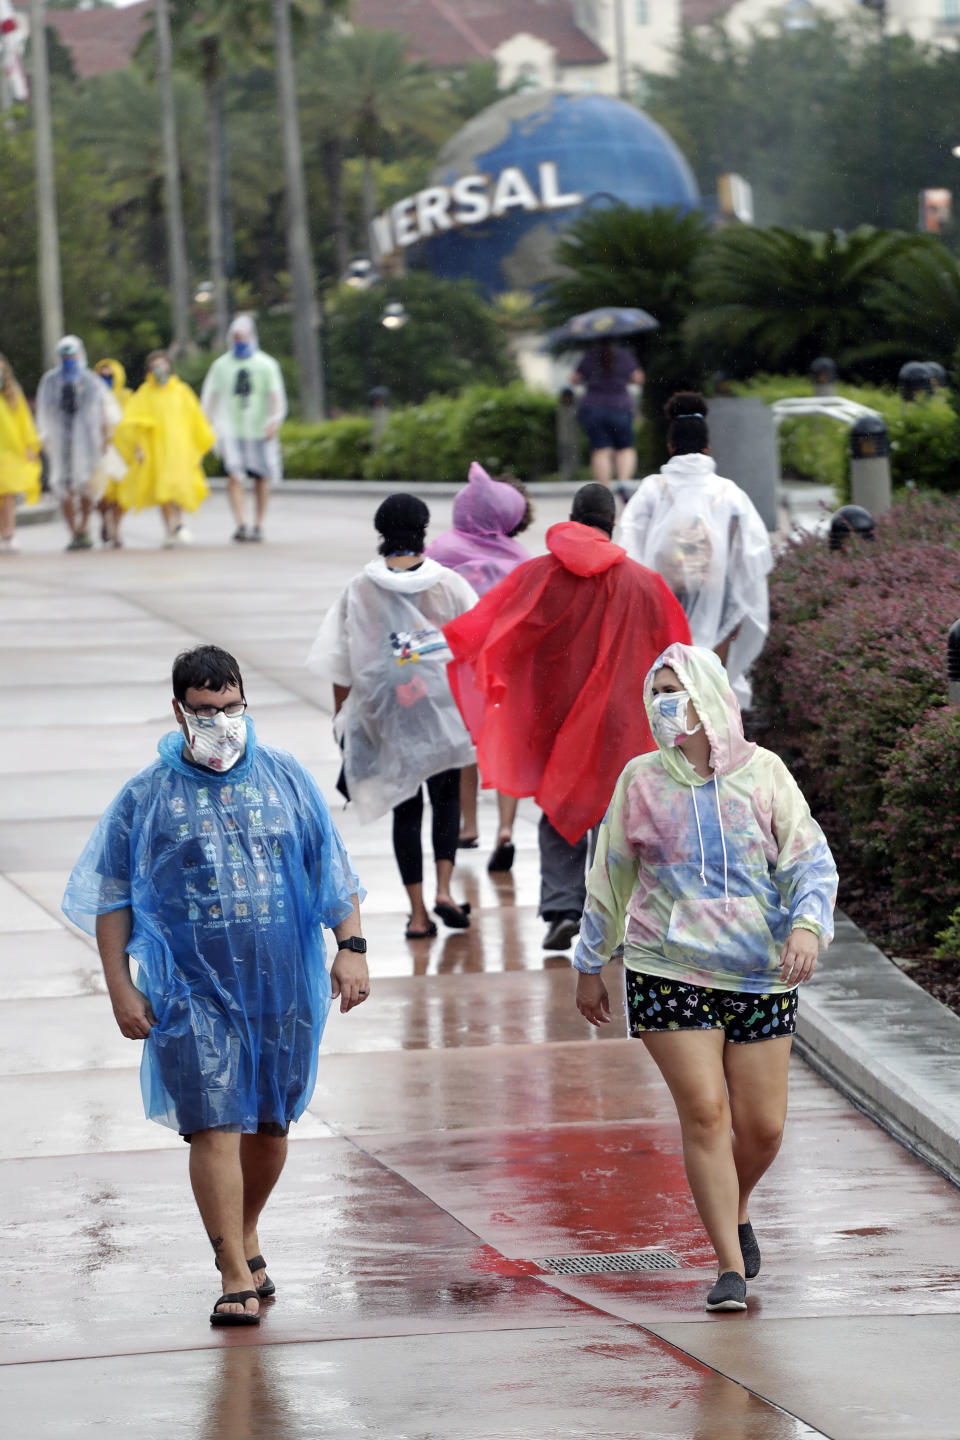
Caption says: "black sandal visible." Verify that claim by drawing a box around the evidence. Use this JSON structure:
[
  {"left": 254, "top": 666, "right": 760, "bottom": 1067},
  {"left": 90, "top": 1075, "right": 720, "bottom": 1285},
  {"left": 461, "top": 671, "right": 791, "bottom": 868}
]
[
  {"left": 405, "top": 919, "right": 438, "bottom": 940},
  {"left": 487, "top": 841, "right": 515, "bottom": 873},
  {"left": 248, "top": 1254, "right": 276, "bottom": 1299},
  {"left": 433, "top": 900, "right": 471, "bottom": 930},
  {"left": 210, "top": 1290, "right": 261, "bottom": 1326}
]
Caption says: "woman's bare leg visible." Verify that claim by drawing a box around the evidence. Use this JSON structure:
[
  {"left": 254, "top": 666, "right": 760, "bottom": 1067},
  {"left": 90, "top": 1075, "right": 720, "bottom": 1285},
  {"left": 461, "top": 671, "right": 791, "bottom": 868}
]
[
  {"left": 496, "top": 792, "right": 518, "bottom": 845},
  {"left": 641, "top": 1029, "right": 743, "bottom": 1275},
  {"left": 614, "top": 446, "right": 637, "bottom": 481},
  {"left": 459, "top": 764, "right": 479, "bottom": 843},
  {"left": 0, "top": 493, "right": 16, "bottom": 540},
  {"left": 724, "top": 1035, "right": 792, "bottom": 1222},
  {"left": 590, "top": 448, "right": 613, "bottom": 484}
]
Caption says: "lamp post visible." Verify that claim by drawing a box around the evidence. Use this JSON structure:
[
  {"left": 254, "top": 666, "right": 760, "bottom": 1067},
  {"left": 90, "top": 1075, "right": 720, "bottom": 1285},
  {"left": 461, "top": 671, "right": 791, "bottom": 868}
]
[
  {"left": 29, "top": 0, "right": 63, "bottom": 367},
  {"left": 860, "top": 0, "right": 893, "bottom": 228}
]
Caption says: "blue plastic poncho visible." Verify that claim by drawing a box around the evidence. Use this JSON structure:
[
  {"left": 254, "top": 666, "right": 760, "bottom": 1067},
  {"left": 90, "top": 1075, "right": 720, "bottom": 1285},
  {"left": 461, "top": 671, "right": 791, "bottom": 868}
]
[{"left": 63, "top": 720, "right": 362, "bottom": 1135}]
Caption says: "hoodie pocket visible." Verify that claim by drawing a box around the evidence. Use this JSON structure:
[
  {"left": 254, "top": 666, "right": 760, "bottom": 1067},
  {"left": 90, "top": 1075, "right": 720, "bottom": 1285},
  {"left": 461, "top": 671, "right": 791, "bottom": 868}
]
[{"left": 664, "top": 896, "right": 779, "bottom": 976}]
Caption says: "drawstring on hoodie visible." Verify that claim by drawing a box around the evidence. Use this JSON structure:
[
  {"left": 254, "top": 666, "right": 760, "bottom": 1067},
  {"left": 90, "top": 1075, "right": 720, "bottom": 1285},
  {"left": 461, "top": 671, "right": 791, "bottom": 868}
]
[{"left": 690, "top": 776, "right": 731, "bottom": 910}]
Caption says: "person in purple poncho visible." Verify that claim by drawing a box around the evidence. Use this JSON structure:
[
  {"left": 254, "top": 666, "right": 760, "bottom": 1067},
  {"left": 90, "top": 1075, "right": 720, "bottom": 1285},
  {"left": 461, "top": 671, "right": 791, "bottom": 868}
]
[{"left": 426, "top": 461, "right": 533, "bottom": 872}]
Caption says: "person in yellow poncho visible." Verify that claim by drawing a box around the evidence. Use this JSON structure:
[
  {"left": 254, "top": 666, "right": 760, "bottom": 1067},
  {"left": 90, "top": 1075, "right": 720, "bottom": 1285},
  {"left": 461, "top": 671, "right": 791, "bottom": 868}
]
[
  {"left": 0, "top": 353, "right": 42, "bottom": 554},
  {"left": 93, "top": 358, "right": 133, "bottom": 549},
  {"left": 114, "top": 351, "right": 215, "bottom": 548}
]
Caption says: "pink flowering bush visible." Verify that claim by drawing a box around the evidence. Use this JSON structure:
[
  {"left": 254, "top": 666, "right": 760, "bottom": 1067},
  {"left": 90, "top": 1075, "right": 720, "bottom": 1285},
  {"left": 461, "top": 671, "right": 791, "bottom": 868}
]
[
  {"left": 751, "top": 493, "right": 960, "bottom": 943},
  {"left": 881, "top": 708, "right": 960, "bottom": 936}
]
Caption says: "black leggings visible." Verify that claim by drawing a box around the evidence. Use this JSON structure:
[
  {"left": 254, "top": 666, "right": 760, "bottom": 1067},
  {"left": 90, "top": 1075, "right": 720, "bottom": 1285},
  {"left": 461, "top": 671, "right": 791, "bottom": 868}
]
[{"left": 392, "top": 768, "right": 461, "bottom": 886}]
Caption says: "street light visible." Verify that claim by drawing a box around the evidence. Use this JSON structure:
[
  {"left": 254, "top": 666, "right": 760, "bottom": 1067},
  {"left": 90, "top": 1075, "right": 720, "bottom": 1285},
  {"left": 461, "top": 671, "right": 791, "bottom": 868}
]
[{"left": 380, "top": 301, "right": 408, "bottom": 331}]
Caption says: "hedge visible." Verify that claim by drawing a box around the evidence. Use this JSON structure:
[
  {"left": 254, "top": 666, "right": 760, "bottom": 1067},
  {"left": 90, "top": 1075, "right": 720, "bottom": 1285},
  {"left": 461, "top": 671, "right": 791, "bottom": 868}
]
[
  {"left": 731, "top": 375, "right": 960, "bottom": 500},
  {"left": 750, "top": 491, "right": 960, "bottom": 945},
  {"left": 267, "top": 384, "right": 573, "bottom": 482}
]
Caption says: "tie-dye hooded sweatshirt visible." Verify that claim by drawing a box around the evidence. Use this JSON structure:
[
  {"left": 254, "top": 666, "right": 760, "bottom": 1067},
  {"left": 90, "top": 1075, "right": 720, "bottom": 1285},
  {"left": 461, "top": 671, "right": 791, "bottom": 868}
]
[{"left": 573, "top": 643, "right": 837, "bottom": 993}]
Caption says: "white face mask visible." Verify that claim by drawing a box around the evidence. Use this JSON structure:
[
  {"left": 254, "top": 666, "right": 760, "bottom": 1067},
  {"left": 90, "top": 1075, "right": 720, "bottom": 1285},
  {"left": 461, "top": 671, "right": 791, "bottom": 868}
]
[
  {"left": 181, "top": 710, "right": 247, "bottom": 772},
  {"left": 651, "top": 689, "right": 703, "bottom": 747}
]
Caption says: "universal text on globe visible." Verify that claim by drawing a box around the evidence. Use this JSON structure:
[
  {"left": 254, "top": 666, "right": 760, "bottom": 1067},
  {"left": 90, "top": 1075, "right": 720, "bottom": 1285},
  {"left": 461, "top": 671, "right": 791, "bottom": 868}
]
[{"left": 370, "top": 162, "right": 583, "bottom": 261}]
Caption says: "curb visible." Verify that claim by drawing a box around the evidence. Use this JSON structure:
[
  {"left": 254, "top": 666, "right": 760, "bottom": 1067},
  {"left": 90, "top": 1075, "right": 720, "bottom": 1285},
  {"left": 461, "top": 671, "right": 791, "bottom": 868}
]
[{"left": 796, "top": 911, "right": 960, "bottom": 1189}]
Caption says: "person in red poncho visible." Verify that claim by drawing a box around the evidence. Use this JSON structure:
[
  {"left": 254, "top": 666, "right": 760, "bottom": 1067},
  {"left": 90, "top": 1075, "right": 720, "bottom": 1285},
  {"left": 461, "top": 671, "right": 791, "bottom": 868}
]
[{"left": 444, "top": 483, "right": 691, "bottom": 951}]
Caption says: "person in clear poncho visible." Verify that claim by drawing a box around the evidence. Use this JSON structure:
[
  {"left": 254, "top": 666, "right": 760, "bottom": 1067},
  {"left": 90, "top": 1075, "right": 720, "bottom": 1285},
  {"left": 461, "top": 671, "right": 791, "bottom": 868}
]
[
  {"left": 201, "top": 314, "right": 287, "bottom": 543},
  {"left": 63, "top": 645, "right": 368, "bottom": 1327},
  {"left": 620, "top": 392, "right": 773, "bottom": 705},
  {"left": 574, "top": 643, "right": 837, "bottom": 1315},
  {"left": 307, "top": 493, "right": 478, "bottom": 940},
  {"left": 35, "top": 335, "right": 110, "bottom": 550},
  {"left": 425, "top": 461, "right": 533, "bottom": 871}
]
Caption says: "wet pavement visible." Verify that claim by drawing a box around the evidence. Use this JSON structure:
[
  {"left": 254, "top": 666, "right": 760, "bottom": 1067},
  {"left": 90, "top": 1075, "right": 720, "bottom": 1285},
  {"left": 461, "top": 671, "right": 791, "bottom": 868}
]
[{"left": 2, "top": 491, "right": 959, "bottom": 1438}]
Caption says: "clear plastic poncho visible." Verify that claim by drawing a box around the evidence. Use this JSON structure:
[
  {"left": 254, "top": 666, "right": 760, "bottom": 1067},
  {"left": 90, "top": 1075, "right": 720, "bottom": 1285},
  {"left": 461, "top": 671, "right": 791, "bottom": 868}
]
[
  {"left": 200, "top": 315, "right": 288, "bottom": 482},
  {"left": 35, "top": 337, "right": 107, "bottom": 495},
  {"left": 307, "top": 557, "right": 477, "bottom": 822},
  {"left": 620, "top": 453, "right": 773, "bottom": 702},
  {"left": 62, "top": 721, "right": 362, "bottom": 1135}
]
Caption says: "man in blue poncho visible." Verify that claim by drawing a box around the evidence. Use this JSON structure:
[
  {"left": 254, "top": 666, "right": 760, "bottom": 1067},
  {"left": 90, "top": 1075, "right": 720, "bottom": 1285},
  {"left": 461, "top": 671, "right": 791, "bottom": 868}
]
[{"left": 64, "top": 646, "right": 369, "bottom": 1328}]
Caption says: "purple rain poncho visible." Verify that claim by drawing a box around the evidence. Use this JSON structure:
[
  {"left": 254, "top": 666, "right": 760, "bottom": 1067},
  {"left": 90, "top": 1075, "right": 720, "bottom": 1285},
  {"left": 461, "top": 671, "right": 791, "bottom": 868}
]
[
  {"left": 425, "top": 462, "right": 530, "bottom": 596},
  {"left": 62, "top": 720, "right": 362, "bottom": 1136}
]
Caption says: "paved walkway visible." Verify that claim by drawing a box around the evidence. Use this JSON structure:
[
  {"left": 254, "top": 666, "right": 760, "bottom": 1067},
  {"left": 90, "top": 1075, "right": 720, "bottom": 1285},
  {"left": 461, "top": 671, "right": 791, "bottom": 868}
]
[{"left": 2, "top": 491, "right": 960, "bottom": 1438}]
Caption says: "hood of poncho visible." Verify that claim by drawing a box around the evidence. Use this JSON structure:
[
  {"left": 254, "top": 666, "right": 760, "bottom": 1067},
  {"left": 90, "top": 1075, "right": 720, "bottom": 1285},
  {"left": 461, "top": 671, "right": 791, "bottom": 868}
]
[
  {"left": 546, "top": 520, "right": 625, "bottom": 576},
  {"left": 364, "top": 555, "right": 452, "bottom": 594},
  {"left": 644, "top": 642, "right": 756, "bottom": 782},
  {"left": 451, "top": 462, "right": 526, "bottom": 537}
]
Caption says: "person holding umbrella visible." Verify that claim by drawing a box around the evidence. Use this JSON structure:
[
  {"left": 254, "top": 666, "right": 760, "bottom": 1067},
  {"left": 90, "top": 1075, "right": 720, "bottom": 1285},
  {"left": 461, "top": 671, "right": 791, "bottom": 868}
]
[{"left": 557, "top": 309, "right": 656, "bottom": 492}]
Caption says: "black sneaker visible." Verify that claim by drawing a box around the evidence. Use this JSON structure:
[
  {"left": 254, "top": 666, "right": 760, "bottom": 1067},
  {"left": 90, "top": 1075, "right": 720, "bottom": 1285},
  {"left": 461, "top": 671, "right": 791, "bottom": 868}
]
[
  {"left": 249, "top": 526, "right": 264, "bottom": 543},
  {"left": 705, "top": 1271, "right": 747, "bottom": 1312},
  {"left": 738, "top": 1220, "right": 761, "bottom": 1279},
  {"left": 542, "top": 916, "right": 580, "bottom": 951},
  {"left": 232, "top": 524, "right": 248, "bottom": 542}
]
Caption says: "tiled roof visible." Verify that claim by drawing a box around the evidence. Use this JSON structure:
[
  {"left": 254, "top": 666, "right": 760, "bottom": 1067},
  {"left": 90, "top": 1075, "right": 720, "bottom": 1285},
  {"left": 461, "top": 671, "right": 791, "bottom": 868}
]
[
  {"left": 680, "top": 0, "right": 740, "bottom": 25},
  {"left": 352, "top": 0, "right": 608, "bottom": 67},
  {"left": 12, "top": 0, "right": 150, "bottom": 80}
]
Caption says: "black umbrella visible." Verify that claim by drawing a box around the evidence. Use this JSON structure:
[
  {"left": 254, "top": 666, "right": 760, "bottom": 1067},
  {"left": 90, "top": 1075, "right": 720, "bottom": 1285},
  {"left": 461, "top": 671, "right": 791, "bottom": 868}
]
[{"left": 549, "top": 306, "right": 659, "bottom": 349}]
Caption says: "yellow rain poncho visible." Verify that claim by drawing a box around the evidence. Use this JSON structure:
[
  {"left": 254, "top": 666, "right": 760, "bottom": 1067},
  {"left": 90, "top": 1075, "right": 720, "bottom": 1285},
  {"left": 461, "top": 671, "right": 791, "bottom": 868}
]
[
  {"left": 0, "top": 385, "right": 42, "bottom": 505},
  {"left": 114, "top": 373, "right": 214, "bottom": 513},
  {"left": 93, "top": 358, "right": 132, "bottom": 507}
]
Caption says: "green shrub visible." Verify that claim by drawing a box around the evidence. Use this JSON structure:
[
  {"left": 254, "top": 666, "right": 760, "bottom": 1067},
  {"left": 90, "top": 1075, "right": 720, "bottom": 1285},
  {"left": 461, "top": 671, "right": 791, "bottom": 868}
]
[
  {"left": 934, "top": 905, "right": 960, "bottom": 961},
  {"left": 364, "top": 384, "right": 563, "bottom": 482},
  {"left": 456, "top": 383, "right": 559, "bottom": 479},
  {"left": 281, "top": 417, "right": 373, "bottom": 479}
]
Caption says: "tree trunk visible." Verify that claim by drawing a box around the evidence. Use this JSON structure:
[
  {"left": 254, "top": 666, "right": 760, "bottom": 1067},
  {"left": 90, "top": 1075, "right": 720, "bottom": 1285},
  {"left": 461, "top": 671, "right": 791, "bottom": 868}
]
[
  {"left": 362, "top": 153, "right": 376, "bottom": 254},
  {"left": 155, "top": 0, "right": 191, "bottom": 355},
  {"left": 202, "top": 36, "right": 228, "bottom": 344},
  {"left": 29, "top": 0, "right": 63, "bottom": 366},
  {"left": 272, "top": 0, "right": 325, "bottom": 420},
  {"left": 321, "top": 133, "right": 349, "bottom": 278}
]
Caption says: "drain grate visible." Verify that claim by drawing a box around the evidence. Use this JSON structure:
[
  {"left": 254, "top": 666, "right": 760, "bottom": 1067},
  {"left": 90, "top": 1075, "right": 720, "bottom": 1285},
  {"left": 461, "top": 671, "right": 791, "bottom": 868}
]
[{"left": 537, "top": 1249, "right": 683, "bottom": 1275}]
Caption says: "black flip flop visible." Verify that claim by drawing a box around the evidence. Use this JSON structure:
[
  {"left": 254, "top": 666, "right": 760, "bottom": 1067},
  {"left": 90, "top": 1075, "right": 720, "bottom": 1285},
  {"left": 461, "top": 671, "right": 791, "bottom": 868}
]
[
  {"left": 405, "top": 919, "right": 438, "bottom": 940},
  {"left": 433, "top": 900, "right": 471, "bottom": 930},
  {"left": 456, "top": 835, "right": 479, "bottom": 849},
  {"left": 247, "top": 1254, "right": 276, "bottom": 1299},
  {"left": 487, "top": 841, "right": 515, "bottom": 873},
  {"left": 210, "top": 1289, "right": 261, "bottom": 1326}
]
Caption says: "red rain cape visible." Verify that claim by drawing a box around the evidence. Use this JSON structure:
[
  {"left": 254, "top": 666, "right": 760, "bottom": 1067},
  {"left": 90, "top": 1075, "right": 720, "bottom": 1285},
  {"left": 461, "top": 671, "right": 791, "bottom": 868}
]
[{"left": 444, "top": 520, "right": 691, "bottom": 843}]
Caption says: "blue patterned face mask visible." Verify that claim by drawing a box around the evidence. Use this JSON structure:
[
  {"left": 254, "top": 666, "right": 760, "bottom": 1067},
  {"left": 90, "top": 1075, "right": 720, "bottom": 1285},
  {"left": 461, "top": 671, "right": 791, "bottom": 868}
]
[{"left": 651, "top": 689, "right": 703, "bottom": 747}]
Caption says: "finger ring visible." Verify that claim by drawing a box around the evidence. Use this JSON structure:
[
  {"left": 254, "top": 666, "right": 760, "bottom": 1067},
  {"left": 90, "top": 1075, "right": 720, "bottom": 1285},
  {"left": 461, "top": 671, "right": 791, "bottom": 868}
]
[{"left": 358, "top": 988, "right": 368, "bottom": 995}]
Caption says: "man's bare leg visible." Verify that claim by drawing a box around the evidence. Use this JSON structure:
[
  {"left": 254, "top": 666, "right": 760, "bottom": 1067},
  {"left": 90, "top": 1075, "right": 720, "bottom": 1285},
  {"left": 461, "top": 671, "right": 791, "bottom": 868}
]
[
  {"left": 189, "top": 1129, "right": 259, "bottom": 1317},
  {"left": 253, "top": 477, "right": 269, "bottom": 530},
  {"left": 240, "top": 1132, "right": 288, "bottom": 1291},
  {"left": 589, "top": 447, "right": 613, "bottom": 484},
  {"left": 226, "top": 474, "right": 246, "bottom": 530}
]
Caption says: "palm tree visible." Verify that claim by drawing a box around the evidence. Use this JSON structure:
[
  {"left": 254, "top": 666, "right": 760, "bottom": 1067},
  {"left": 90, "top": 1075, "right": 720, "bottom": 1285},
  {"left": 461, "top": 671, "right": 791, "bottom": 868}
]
[
  {"left": 331, "top": 29, "right": 453, "bottom": 244},
  {"left": 687, "top": 225, "right": 917, "bottom": 377},
  {"left": 857, "top": 238, "right": 960, "bottom": 370}
]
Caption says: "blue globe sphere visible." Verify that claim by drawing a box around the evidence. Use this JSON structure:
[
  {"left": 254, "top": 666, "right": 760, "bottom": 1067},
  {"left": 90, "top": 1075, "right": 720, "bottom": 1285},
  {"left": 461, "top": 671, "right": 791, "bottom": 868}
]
[{"left": 416, "top": 90, "right": 700, "bottom": 297}]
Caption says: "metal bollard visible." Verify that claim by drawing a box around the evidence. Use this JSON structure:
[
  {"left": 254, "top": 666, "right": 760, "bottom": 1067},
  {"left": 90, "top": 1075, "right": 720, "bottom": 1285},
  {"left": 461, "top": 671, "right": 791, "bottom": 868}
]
[
  {"left": 949, "top": 619, "right": 960, "bottom": 705},
  {"left": 811, "top": 357, "right": 837, "bottom": 396},
  {"left": 849, "top": 416, "right": 891, "bottom": 515},
  {"left": 899, "top": 362, "right": 933, "bottom": 402},
  {"left": 829, "top": 504, "right": 875, "bottom": 550}
]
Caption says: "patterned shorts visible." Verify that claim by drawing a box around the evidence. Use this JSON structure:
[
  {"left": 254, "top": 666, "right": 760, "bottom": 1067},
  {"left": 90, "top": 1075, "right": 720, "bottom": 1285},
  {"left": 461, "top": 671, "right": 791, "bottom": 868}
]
[{"left": 625, "top": 970, "right": 799, "bottom": 1044}]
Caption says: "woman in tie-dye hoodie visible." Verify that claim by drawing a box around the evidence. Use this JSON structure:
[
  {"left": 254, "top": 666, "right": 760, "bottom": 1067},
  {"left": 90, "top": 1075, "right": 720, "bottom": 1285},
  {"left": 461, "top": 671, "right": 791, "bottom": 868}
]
[{"left": 573, "top": 643, "right": 837, "bottom": 1315}]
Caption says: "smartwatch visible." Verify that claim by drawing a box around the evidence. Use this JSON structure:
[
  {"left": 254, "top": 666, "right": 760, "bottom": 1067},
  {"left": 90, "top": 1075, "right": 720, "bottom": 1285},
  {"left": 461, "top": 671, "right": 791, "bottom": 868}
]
[{"left": 337, "top": 936, "right": 367, "bottom": 954}]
